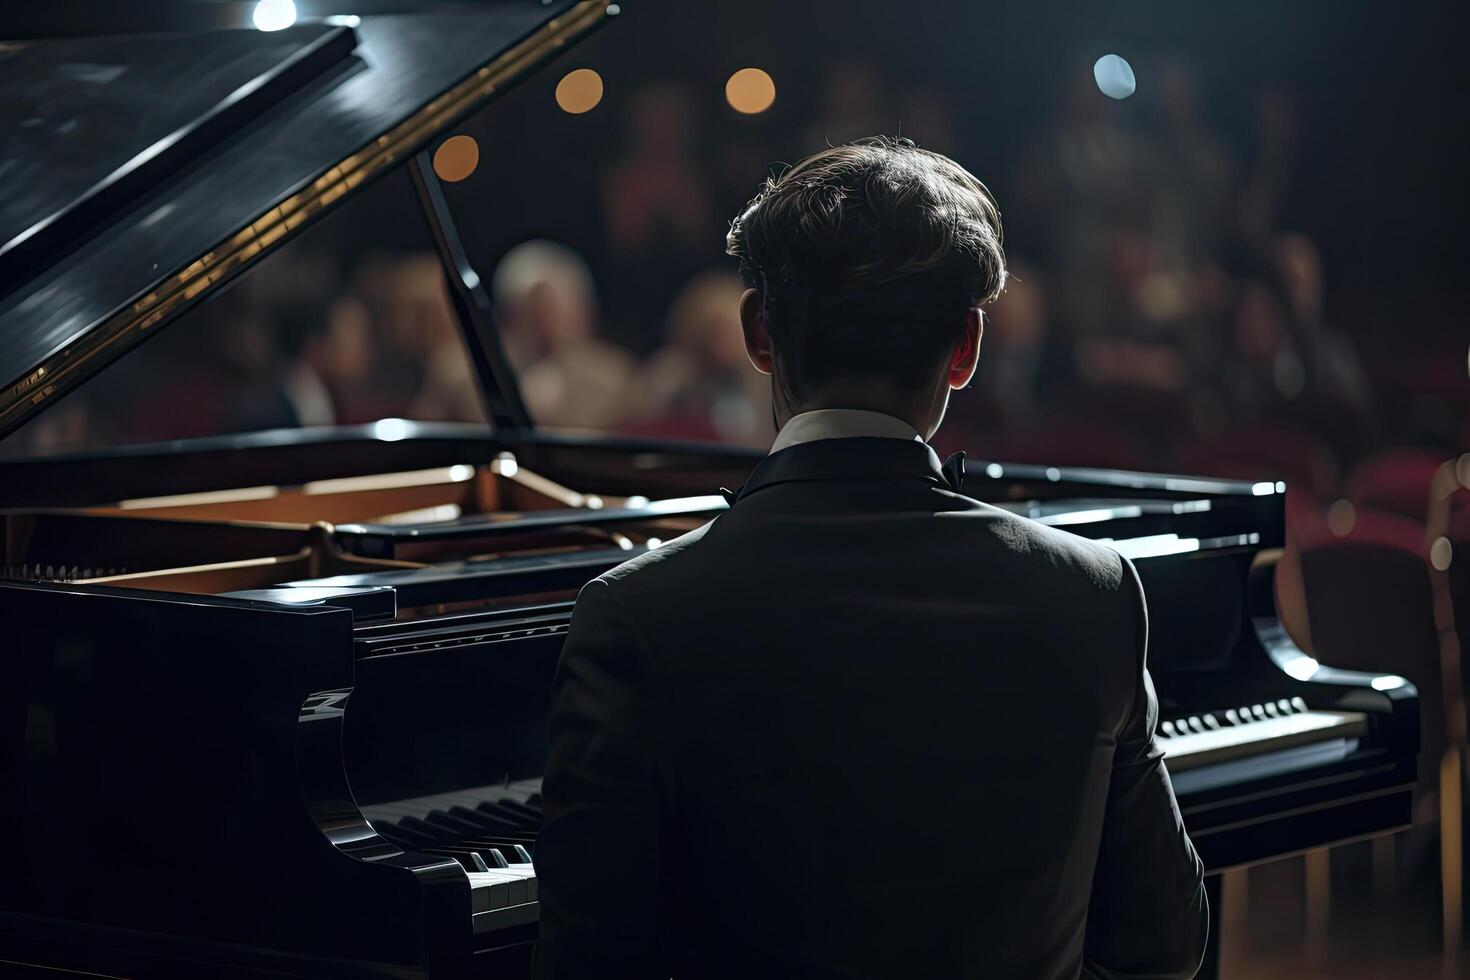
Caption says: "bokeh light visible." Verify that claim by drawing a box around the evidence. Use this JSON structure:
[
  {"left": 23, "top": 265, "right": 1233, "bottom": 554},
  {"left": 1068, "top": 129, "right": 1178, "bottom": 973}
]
[
  {"left": 1326, "top": 499, "right": 1357, "bottom": 537},
  {"left": 556, "top": 69, "right": 605, "bottom": 114},
  {"left": 726, "top": 68, "right": 777, "bottom": 115},
  {"left": 1431, "top": 536, "right": 1453, "bottom": 571},
  {"left": 1093, "top": 54, "right": 1136, "bottom": 100},
  {"left": 432, "top": 134, "right": 480, "bottom": 183},
  {"left": 252, "top": 0, "right": 297, "bottom": 32}
]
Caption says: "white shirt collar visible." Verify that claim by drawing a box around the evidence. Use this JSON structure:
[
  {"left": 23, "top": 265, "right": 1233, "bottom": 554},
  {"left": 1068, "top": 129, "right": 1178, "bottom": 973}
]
[{"left": 768, "top": 408, "right": 924, "bottom": 455}]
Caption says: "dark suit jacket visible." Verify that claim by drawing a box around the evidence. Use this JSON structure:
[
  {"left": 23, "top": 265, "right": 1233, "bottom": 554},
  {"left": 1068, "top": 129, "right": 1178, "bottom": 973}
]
[{"left": 533, "top": 437, "right": 1207, "bottom": 979}]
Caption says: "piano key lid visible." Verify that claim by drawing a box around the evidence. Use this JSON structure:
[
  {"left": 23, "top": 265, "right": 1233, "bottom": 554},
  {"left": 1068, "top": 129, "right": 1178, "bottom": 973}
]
[{"left": 0, "top": 1, "right": 620, "bottom": 443}]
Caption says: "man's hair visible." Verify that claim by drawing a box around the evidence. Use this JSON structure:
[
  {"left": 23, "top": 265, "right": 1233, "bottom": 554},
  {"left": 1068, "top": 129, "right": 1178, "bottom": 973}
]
[{"left": 726, "top": 136, "right": 1006, "bottom": 401}]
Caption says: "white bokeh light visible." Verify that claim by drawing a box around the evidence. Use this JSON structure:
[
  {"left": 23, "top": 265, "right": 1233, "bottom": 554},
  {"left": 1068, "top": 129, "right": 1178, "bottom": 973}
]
[
  {"left": 1093, "top": 54, "right": 1136, "bottom": 100},
  {"left": 253, "top": 0, "right": 298, "bottom": 32},
  {"left": 372, "top": 418, "right": 409, "bottom": 442}
]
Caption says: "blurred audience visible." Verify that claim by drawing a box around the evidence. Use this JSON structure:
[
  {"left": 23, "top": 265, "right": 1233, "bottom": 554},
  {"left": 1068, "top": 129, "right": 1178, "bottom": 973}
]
[
  {"left": 0, "top": 52, "right": 1455, "bottom": 501},
  {"left": 492, "top": 239, "right": 635, "bottom": 431},
  {"left": 622, "top": 271, "right": 772, "bottom": 447}
]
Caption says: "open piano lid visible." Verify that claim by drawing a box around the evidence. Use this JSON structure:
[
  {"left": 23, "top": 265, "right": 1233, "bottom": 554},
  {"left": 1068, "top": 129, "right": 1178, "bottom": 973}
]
[{"left": 0, "top": 0, "right": 615, "bottom": 444}]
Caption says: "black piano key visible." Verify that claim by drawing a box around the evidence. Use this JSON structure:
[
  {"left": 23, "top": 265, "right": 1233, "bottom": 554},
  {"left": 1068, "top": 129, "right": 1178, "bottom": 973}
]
[
  {"left": 455, "top": 828, "right": 537, "bottom": 843},
  {"left": 376, "top": 820, "right": 440, "bottom": 848},
  {"left": 473, "top": 799, "right": 526, "bottom": 822},
  {"left": 476, "top": 811, "right": 535, "bottom": 834},
  {"left": 397, "top": 815, "right": 450, "bottom": 842},
  {"left": 477, "top": 802, "right": 539, "bottom": 830},
  {"left": 495, "top": 799, "right": 542, "bottom": 822},
  {"left": 452, "top": 836, "right": 536, "bottom": 861},
  {"left": 449, "top": 804, "right": 522, "bottom": 832},
  {"left": 429, "top": 847, "right": 491, "bottom": 873},
  {"left": 425, "top": 809, "right": 489, "bottom": 836},
  {"left": 375, "top": 828, "right": 415, "bottom": 850},
  {"left": 445, "top": 842, "right": 518, "bottom": 869}
]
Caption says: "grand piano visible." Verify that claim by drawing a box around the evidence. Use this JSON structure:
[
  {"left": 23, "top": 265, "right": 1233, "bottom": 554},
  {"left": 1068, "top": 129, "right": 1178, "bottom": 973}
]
[{"left": 0, "top": 3, "right": 1420, "bottom": 977}]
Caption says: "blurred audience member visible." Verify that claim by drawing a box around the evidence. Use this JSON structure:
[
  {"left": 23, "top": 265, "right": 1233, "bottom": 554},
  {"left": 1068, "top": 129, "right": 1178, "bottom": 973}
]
[
  {"left": 1221, "top": 275, "right": 1305, "bottom": 425},
  {"left": 314, "top": 296, "right": 381, "bottom": 424},
  {"left": 626, "top": 271, "right": 772, "bottom": 447},
  {"left": 601, "top": 82, "right": 717, "bottom": 349},
  {"left": 387, "top": 255, "right": 486, "bottom": 423},
  {"left": 602, "top": 83, "right": 713, "bottom": 259},
  {"left": 1240, "top": 87, "right": 1300, "bottom": 238},
  {"left": 273, "top": 283, "right": 341, "bottom": 429},
  {"left": 1275, "top": 232, "right": 1376, "bottom": 427},
  {"left": 492, "top": 239, "right": 635, "bottom": 430},
  {"left": 1026, "top": 67, "right": 1149, "bottom": 336},
  {"left": 1149, "top": 60, "right": 1234, "bottom": 265},
  {"left": 976, "top": 262, "right": 1051, "bottom": 428}
]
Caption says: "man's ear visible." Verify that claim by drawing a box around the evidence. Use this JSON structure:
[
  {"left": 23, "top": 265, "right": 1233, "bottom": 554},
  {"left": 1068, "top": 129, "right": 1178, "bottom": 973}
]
[
  {"left": 948, "top": 307, "right": 983, "bottom": 390},
  {"left": 740, "top": 288, "right": 774, "bottom": 375}
]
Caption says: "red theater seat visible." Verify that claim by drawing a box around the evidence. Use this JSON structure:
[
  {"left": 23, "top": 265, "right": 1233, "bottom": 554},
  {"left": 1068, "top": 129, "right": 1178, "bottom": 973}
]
[
  {"left": 1345, "top": 448, "right": 1453, "bottom": 523},
  {"left": 1300, "top": 509, "right": 1444, "bottom": 777}
]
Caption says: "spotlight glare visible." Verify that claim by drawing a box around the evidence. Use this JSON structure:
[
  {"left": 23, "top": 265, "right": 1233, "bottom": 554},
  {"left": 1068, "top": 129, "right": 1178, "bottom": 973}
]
[{"left": 252, "top": 0, "right": 297, "bottom": 31}]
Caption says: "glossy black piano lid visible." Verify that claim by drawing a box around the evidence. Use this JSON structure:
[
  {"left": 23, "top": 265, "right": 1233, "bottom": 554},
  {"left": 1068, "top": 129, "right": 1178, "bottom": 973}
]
[
  {"left": 0, "top": 24, "right": 355, "bottom": 298},
  {"left": 0, "top": 1, "right": 609, "bottom": 443}
]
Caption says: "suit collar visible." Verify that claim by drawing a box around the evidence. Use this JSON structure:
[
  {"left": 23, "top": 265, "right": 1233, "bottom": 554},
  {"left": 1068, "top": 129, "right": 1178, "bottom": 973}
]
[{"left": 726, "top": 437, "right": 966, "bottom": 504}]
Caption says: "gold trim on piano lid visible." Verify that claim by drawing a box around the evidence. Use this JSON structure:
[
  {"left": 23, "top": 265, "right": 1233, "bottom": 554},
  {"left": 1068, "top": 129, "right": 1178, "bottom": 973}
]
[{"left": 0, "top": 0, "right": 614, "bottom": 437}]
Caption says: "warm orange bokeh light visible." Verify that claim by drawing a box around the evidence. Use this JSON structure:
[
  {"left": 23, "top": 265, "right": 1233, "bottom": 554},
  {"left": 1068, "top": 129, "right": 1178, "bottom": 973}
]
[
  {"left": 432, "top": 134, "right": 480, "bottom": 183},
  {"left": 725, "top": 67, "right": 776, "bottom": 115},
  {"left": 556, "top": 68, "right": 605, "bottom": 114}
]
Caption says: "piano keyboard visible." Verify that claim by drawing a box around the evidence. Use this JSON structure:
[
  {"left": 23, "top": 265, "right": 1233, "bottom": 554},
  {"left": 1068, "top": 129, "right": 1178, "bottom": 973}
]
[
  {"left": 1160, "top": 698, "right": 1368, "bottom": 772},
  {"left": 364, "top": 779, "right": 544, "bottom": 932},
  {"left": 357, "top": 705, "right": 1368, "bottom": 930}
]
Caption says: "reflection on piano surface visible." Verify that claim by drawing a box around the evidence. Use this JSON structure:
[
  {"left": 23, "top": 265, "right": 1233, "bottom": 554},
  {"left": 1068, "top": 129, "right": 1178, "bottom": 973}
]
[
  {"left": 0, "top": 2, "right": 1418, "bottom": 978},
  {"left": 1, "top": 454, "right": 722, "bottom": 596}
]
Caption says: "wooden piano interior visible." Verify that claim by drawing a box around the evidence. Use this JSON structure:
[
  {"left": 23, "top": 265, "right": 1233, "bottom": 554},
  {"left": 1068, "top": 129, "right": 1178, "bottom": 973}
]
[{"left": 0, "top": 454, "right": 701, "bottom": 599}]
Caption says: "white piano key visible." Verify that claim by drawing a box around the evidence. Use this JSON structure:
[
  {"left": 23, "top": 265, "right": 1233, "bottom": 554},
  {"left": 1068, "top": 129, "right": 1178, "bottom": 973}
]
[
  {"left": 1163, "top": 710, "right": 1368, "bottom": 772},
  {"left": 467, "top": 869, "right": 529, "bottom": 907},
  {"left": 467, "top": 871, "right": 520, "bottom": 912}
]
